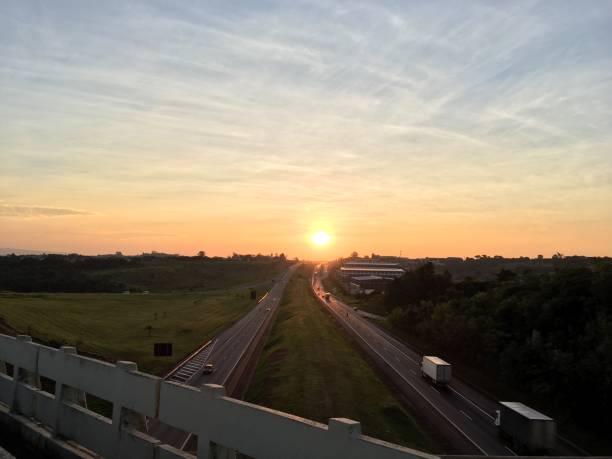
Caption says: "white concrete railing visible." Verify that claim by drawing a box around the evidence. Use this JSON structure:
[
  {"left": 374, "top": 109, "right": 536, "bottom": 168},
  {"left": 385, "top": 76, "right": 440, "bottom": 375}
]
[{"left": 0, "top": 333, "right": 436, "bottom": 459}]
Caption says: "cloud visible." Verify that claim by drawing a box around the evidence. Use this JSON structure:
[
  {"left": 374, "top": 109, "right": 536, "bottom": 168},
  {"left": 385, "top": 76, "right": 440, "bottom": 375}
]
[
  {"left": 0, "top": 204, "right": 93, "bottom": 218},
  {"left": 0, "top": 1, "right": 611, "bottom": 255},
  {"left": 64, "top": 230, "right": 176, "bottom": 239}
]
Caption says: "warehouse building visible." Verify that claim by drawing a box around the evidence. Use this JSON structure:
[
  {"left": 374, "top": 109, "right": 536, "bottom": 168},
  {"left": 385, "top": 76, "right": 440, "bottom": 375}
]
[
  {"left": 340, "top": 265, "right": 405, "bottom": 279},
  {"left": 339, "top": 260, "right": 405, "bottom": 294}
]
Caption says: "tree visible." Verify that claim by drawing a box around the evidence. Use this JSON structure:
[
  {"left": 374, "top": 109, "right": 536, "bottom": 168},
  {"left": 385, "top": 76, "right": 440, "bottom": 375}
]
[
  {"left": 383, "top": 264, "right": 612, "bottom": 439},
  {"left": 197, "top": 251, "right": 206, "bottom": 257},
  {"left": 497, "top": 269, "right": 517, "bottom": 282}
]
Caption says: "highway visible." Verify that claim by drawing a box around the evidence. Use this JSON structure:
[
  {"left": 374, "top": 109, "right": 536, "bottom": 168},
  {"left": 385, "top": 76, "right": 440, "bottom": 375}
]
[
  {"left": 149, "top": 264, "right": 299, "bottom": 451},
  {"left": 312, "top": 267, "right": 587, "bottom": 456}
]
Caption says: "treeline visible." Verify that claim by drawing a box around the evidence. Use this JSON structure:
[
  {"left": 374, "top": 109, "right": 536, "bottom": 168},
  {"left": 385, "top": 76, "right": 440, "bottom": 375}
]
[
  {"left": 385, "top": 262, "right": 612, "bottom": 439},
  {"left": 0, "top": 254, "right": 290, "bottom": 293},
  {"left": 0, "top": 255, "right": 128, "bottom": 292}
]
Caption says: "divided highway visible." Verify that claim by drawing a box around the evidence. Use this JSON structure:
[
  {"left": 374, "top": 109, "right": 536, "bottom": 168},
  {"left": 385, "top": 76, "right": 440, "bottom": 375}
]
[
  {"left": 312, "top": 267, "right": 586, "bottom": 456},
  {"left": 149, "top": 264, "right": 299, "bottom": 451}
]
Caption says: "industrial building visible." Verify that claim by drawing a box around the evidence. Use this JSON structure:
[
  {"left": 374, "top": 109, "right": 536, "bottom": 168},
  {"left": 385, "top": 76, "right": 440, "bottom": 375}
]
[
  {"left": 339, "top": 265, "right": 405, "bottom": 279},
  {"left": 338, "top": 260, "right": 405, "bottom": 294}
]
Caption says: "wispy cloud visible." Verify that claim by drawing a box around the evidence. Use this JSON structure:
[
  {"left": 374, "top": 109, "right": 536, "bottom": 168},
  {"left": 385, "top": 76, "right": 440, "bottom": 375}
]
[
  {"left": 0, "top": 204, "right": 92, "bottom": 218},
  {"left": 0, "top": 0, "right": 611, "bottom": 255}
]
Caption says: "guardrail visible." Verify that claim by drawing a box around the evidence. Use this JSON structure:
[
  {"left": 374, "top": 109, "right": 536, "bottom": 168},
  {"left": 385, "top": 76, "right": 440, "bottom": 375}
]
[
  {"left": 0, "top": 333, "right": 436, "bottom": 459},
  {"left": 165, "top": 340, "right": 215, "bottom": 384}
]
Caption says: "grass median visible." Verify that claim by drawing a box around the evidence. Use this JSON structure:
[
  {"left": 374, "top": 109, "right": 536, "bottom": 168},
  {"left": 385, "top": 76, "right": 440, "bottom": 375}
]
[{"left": 246, "top": 264, "right": 432, "bottom": 451}]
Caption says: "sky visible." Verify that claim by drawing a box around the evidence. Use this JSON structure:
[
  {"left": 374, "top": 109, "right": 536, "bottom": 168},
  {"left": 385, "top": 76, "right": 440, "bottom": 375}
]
[{"left": 1, "top": 0, "right": 612, "bottom": 259}]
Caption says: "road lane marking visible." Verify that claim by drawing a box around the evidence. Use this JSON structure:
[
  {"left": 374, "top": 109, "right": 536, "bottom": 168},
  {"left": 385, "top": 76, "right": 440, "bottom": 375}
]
[
  {"left": 448, "top": 386, "right": 495, "bottom": 421},
  {"left": 430, "top": 386, "right": 439, "bottom": 394},
  {"left": 176, "top": 265, "right": 299, "bottom": 452},
  {"left": 322, "top": 282, "right": 499, "bottom": 429},
  {"left": 410, "top": 369, "right": 417, "bottom": 376},
  {"left": 460, "top": 410, "right": 473, "bottom": 421},
  {"left": 180, "top": 433, "right": 192, "bottom": 451},
  {"left": 505, "top": 446, "right": 517, "bottom": 456},
  {"left": 311, "top": 278, "right": 489, "bottom": 455}
]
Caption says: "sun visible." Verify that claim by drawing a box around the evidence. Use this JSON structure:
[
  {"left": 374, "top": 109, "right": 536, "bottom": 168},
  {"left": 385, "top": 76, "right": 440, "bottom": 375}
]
[{"left": 311, "top": 230, "right": 331, "bottom": 246}]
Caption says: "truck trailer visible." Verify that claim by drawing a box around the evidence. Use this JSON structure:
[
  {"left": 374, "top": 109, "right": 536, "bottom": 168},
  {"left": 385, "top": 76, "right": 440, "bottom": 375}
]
[
  {"left": 420, "top": 356, "right": 452, "bottom": 386},
  {"left": 497, "top": 402, "right": 556, "bottom": 453}
]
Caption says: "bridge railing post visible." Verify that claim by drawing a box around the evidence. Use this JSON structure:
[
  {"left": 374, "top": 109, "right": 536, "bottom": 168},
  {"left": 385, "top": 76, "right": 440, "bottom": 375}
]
[
  {"left": 10, "top": 335, "right": 40, "bottom": 413},
  {"left": 53, "top": 346, "right": 87, "bottom": 437},
  {"left": 327, "top": 417, "right": 362, "bottom": 457},
  {"left": 197, "top": 384, "right": 227, "bottom": 459},
  {"left": 112, "top": 361, "right": 148, "bottom": 458}
]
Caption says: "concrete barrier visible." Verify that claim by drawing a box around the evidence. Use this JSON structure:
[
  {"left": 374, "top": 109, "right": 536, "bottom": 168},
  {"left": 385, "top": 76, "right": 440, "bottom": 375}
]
[{"left": 0, "top": 333, "right": 435, "bottom": 459}]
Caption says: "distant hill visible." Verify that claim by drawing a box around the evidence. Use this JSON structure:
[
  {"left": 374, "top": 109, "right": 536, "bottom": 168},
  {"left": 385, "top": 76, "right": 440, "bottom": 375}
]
[{"left": 0, "top": 248, "right": 62, "bottom": 255}]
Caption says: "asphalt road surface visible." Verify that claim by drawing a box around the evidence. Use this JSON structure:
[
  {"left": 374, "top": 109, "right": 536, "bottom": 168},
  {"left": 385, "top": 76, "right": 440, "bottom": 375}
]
[
  {"left": 148, "top": 264, "right": 298, "bottom": 451},
  {"left": 312, "top": 269, "right": 572, "bottom": 456},
  {"left": 312, "top": 267, "right": 588, "bottom": 456}
]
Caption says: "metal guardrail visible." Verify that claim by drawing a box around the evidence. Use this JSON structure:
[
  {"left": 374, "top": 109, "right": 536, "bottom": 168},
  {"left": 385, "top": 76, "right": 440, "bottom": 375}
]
[
  {"left": 164, "top": 339, "right": 214, "bottom": 382},
  {"left": 166, "top": 341, "right": 216, "bottom": 384}
]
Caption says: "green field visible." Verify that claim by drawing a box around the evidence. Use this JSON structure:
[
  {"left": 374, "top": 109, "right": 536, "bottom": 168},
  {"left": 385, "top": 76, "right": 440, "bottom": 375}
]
[
  {"left": 0, "top": 289, "right": 259, "bottom": 375},
  {"left": 246, "top": 265, "right": 432, "bottom": 451}
]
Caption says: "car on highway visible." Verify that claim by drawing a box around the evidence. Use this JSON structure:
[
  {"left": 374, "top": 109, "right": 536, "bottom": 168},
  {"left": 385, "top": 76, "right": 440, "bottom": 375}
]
[{"left": 202, "top": 363, "right": 214, "bottom": 375}]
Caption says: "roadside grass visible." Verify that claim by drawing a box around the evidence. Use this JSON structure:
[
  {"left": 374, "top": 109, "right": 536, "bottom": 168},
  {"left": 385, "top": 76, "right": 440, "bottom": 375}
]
[
  {"left": 0, "top": 290, "right": 258, "bottom": 376},
  {"left": 321, "top": 276, "right": 387, "bottom": 316},
  {"left": 246, "top": 265, "right": 433, "bottom": 451}
]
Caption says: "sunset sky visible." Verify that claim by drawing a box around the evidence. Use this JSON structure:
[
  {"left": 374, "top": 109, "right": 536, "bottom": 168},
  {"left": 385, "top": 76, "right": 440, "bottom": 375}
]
[{"left": 1, "top": 1, "right": 611, "bottom": 259}]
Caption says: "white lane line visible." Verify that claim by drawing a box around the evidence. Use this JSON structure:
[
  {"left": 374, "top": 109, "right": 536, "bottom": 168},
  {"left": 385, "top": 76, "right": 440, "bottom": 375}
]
[
  {"left": 409, "top": 369, "right": 417, "bottom": 376},
  {"left": 312, "top": 281, "right": 489, "bottom": 456},
  {"left": 505, "top": 446, "right": 517, "bottom": 456},
  {"left": 329, "top": 288, "right": 498, "bottom": 427},
  {"left": 460, "top": 410, "right": 473, "bottom": 421},
  {"left": 180, "top": 433, "right": 192, "bottom": 451},
  {"left": 178, "top": 265, "right": 299, "bottom": 453},
  {"left": 430, "top": 386, "right": 440, "bottom": 394},
  {"left": 448, "top": 386, "right": 495, "bottom": 421}
]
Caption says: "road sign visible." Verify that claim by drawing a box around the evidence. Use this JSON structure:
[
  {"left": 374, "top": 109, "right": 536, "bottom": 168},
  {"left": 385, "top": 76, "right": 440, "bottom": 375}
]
[{"left": 154, "top": 343, "right": 173, "bottom": 357}]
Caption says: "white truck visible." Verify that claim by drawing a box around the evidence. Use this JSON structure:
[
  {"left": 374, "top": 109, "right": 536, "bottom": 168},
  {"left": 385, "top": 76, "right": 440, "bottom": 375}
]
[
  {"left": 497, "top": 402, "right": 556, "bottom": 453},
  {"left": 420, "top": 356, "right": 452, "bottom": 386}
]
